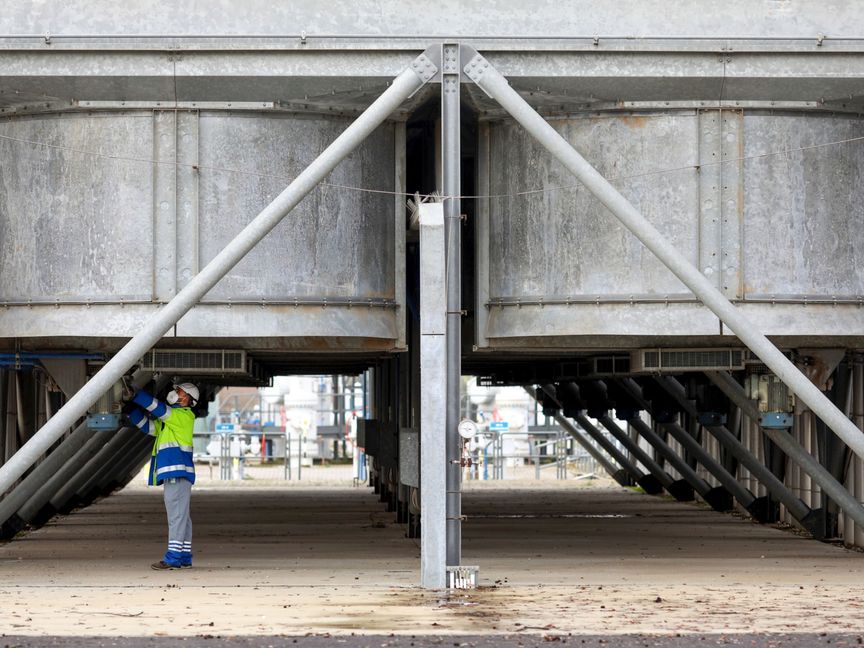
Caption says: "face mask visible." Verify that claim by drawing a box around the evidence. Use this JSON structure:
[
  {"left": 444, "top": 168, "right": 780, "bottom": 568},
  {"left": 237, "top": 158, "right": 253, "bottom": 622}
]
[{"left": 166, "top": 390, "right": 179, "bottom": 405}]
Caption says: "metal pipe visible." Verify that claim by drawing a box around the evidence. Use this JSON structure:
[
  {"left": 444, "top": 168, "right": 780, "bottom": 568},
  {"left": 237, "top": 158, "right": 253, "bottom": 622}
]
[
  {"left": 442, "top": 42, "right": 462, "bottom": 568},
  {"left": 115, "top": 440, "right": 154, "bottom": 490},
  {"left": 706, "top": 370, "right": 864, "bottom": 530},
  {"left": 573, "top": 414, "right": 645, "bottom": 482},
  {"left": 11, "top": 428, "right": 108, "bottom": 526},
  {"left": 551, "top": 414, "right": 623, "bottom": 481},
  {"left": 0, "top": 52, "right": 434, "bottom": 496},
  {"left": 0, "top": 353, "right": 103, "bottom": 361},
  {"left": 75, "top": 432, "right": 146, "bottom": 499},
  {"left": 657, "top": 375, "right": 811, "bottom": 522},
  {"left": 463, "top": 49, "right": 864, "bottom": 463}
]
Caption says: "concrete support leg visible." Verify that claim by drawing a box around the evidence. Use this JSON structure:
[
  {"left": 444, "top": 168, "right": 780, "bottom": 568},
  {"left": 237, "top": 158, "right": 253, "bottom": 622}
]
[{"left": 419, "top": 201, "right": 447, "bottom": 589}]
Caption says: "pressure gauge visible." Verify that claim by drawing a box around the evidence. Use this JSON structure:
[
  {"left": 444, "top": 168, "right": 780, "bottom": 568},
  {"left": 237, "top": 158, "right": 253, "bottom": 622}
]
[{"left": 457, "top": 419, "right": 478, "bottom": 439}]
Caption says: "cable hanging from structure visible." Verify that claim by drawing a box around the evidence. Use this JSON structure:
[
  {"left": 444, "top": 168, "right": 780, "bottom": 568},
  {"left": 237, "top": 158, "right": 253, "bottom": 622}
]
[{"left": 0, "top": 129, "right": 863, "bottom": 202}]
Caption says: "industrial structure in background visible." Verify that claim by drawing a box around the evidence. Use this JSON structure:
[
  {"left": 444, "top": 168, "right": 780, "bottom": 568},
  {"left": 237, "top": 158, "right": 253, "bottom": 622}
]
[{"left": 2, "top": 1, "right": 864, "bottom": 589}]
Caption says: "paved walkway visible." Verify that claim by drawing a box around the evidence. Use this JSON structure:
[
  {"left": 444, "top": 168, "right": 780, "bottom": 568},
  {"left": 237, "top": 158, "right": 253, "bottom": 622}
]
[{"left": 1, "top": 481, "right": 863, "bottom": 637}]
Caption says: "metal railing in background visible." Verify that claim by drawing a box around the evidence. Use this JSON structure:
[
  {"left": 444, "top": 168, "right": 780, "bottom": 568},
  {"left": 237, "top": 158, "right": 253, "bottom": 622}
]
[{"left": 465, "top": 429, "right": 605, "bottom": 481}]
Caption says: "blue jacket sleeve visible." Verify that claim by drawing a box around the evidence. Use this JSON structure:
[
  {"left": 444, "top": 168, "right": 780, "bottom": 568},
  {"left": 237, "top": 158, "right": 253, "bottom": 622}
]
[{"left": 131, "top": 390, "right": 172, "bottom": 422}]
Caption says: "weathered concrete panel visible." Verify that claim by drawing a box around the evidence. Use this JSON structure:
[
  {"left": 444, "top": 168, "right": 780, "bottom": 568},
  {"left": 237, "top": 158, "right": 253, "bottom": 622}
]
[
  {"left": 742, "top": 113, "right": 864, "bottom": 298},
  {"left": 0, "top": 113, "right": 154, "bottom": 301},
  {"left": 196, "top": 113, "right": 395, "bottom": 301},
  {"left": 487, "top": 113, "right": 699, "bottom": 299},
  {"left": 482, "top": 109, "right": 864, "bottom": 346}
]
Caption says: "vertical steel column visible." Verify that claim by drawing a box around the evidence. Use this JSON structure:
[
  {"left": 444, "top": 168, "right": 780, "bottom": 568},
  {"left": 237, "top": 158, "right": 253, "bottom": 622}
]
[
  {"left": 0, "top": 369, "right": 6, "bottom": 467},
  {"left": 15, "top": 372, "right": 35, "bottom": 446},
  {"left": 441, "top": 42, "right": 462, "bottom": 567},
  {"left": 462, "top": 49, "right": 864, "bottom": 464},
  {"left": 855, "top": 355, "right": 864, "bottom": 547},
  {"left": 3, "top": 376, "right": 17, "bottom": 464},
  {"left": 0, "top": 52, "right": 436, "bottom": 495}
]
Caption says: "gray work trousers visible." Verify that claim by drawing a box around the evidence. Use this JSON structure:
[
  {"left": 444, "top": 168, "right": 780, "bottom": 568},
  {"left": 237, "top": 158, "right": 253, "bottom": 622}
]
[{"left": 163, "top": 477, "right": 193, "bottom": 565}]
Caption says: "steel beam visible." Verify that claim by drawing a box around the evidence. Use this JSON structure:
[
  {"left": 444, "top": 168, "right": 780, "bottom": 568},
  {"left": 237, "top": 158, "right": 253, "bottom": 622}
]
[
  {"left": 573, "top": 413, "right": 654, "bottom": 490},
  {"left": 598, "top": 415, "right": 691, "bottom": 501},
  {"left": 47, "top": 428, "right": 139, "bottom": 514},
  {"left": 618, "top": 378, "right": 754, "bottom": 510},
  {"left": 419, "top": 201, "right": 447, "bottom": 589},
  {"left": 522, "top": 387, "right": 629, "bottom": 486},
  {"left": 462, "top": 48, "right": 864, "bottom": 466},
  {"left": 537, "top": 384, "right": 651, "bottom": 488},
  {"left": 0, "top": 371, "right": 158, "bottom": 534},
  {"left": 706, "top": 370, "right": 864, "bottom": 536},
  {"left": 75, "top": 432, "right": 148, "bottom": 502},
  {"left": 0, "top": 49, "right": 436, "bottom": 496},
  {"left": 626, "top": 416, "right": 713, "bottom": 500},
  {"left": 655, "top": 375, "right": 811, "bottom": 524}
]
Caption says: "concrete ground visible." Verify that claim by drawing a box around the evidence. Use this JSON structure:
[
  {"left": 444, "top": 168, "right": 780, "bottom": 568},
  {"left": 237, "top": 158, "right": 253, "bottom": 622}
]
[{"left": 2, "top": 478, "right": 864, "bottom": 642}]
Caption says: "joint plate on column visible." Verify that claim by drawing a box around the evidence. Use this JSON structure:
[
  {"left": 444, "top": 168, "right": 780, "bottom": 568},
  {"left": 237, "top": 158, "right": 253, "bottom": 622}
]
[
  {"left": 411, "top": 53, "right": 438, "bottom": 84},
  {"left": 463, "top": 53, "right": 489, "bottom": 84}
]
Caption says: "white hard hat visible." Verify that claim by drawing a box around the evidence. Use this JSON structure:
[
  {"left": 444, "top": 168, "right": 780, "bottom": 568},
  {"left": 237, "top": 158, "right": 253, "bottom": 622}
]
[{"left": 174, "top": 382, "right": 200, "bottom": 405}]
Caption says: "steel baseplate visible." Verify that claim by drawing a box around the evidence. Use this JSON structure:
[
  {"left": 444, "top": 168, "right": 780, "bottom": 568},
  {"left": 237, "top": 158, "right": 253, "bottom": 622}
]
[{"left": 447, "top": 565, "right": 479, "bottom": 589}]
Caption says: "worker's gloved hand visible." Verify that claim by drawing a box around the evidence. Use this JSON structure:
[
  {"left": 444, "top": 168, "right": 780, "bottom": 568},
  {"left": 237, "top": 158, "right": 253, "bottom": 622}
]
[
  {"left": 119, "top": 376, "right": 135, "bottom": 402},
  {"left": 117, "top": 401, "right": 137, "bottom": 426}
]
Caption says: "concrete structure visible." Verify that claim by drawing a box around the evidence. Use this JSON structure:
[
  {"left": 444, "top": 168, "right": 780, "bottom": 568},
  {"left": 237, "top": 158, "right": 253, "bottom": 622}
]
[{"left": 3, "top": 1, "right": 864, "bottom": 592}]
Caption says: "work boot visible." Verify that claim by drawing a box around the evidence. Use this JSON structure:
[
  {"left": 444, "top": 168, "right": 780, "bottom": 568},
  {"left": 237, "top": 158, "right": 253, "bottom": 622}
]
[{"left": 150, "top": 560, "right": 179, "bottom": 570}]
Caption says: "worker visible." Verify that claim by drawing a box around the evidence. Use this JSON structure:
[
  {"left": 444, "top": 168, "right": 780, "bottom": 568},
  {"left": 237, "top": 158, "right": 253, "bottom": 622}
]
[{"left": 124, "top": 382, "right": 199, "bottom": 570}]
